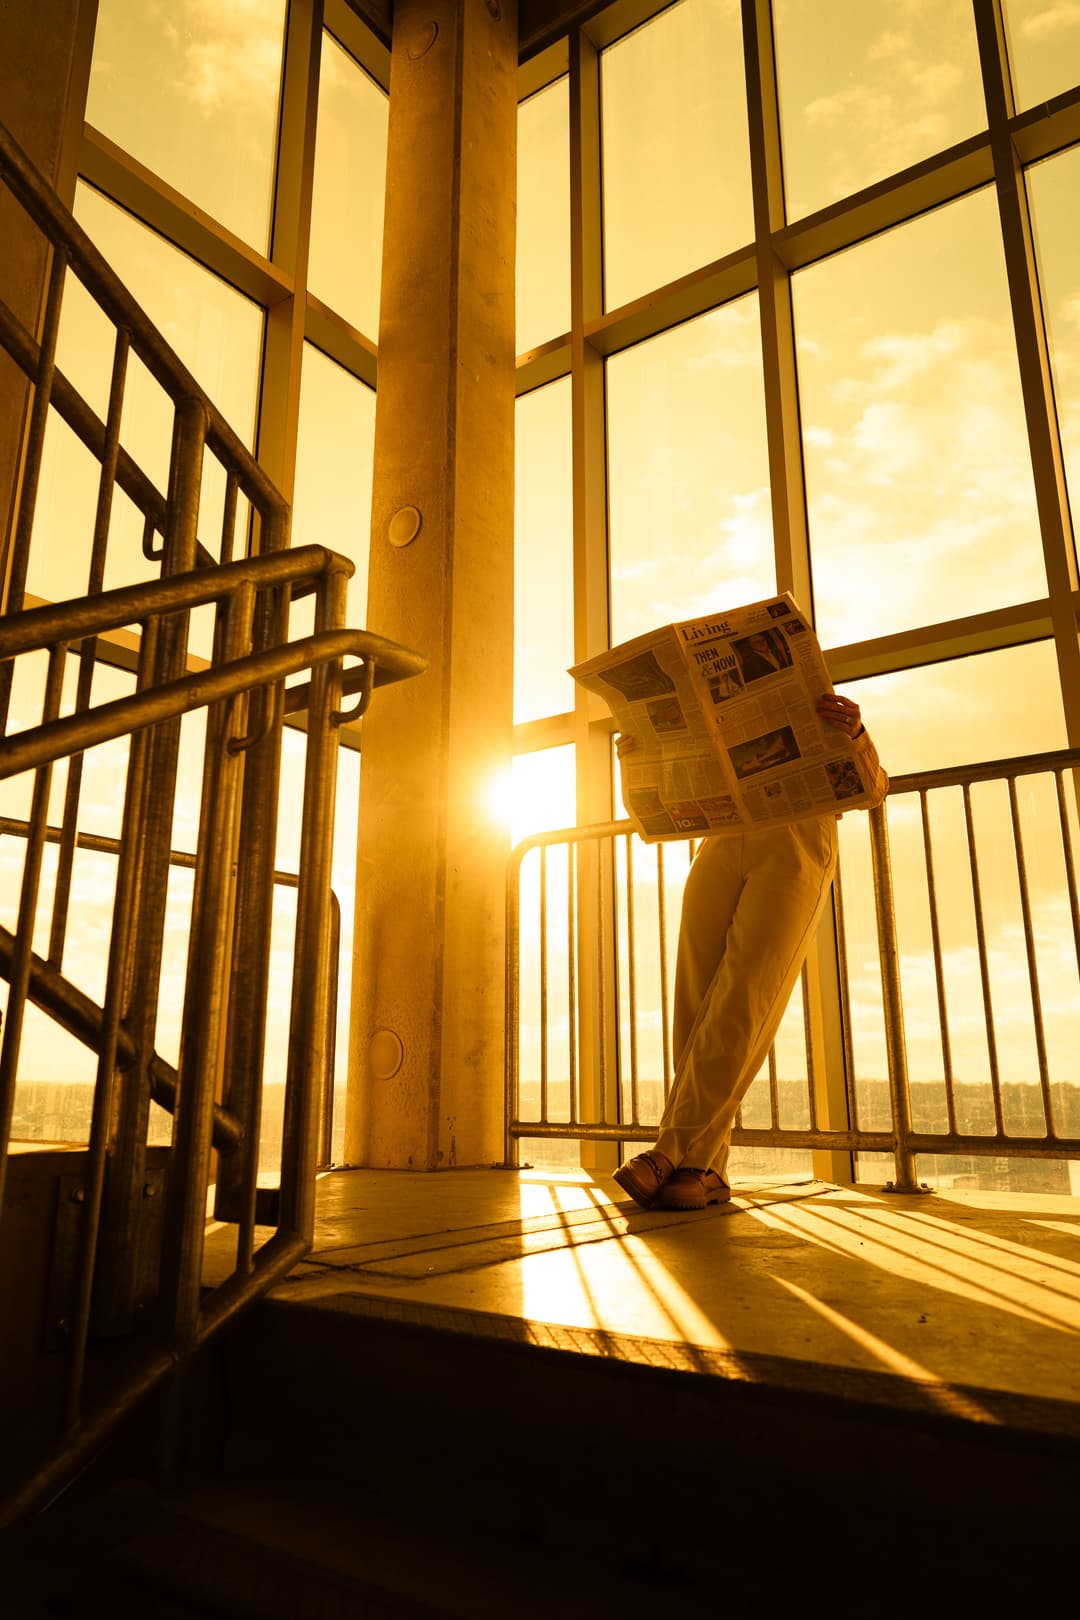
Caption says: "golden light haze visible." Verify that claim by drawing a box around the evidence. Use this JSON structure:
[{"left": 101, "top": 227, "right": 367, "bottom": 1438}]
[{"left": 4, "top": 0, "right": 1080, "bottom": 1181}]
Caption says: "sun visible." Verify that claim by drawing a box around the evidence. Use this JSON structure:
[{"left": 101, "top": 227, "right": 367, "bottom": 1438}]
[
  {"left": 484, "top": 749, "right": 578, "bottom": 846},
  {"left": 484, "top": 766, "right": 517, "bottom": 832}
]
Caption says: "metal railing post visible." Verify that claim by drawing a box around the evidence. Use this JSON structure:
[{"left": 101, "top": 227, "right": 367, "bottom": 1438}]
[
  {"left": 94, "top": 394, "right": 208, "bottom": 1334},
  {"left": 854, "top": 805, "right": 925, "bottom": 1193},
  {"left": 504, "top": 839, "right": 525, "bottom": 1167},
  {"left": 0, "top": 645, "right": 66, "bottom": 1221},
  {"left": 214, "top": 521, "right": 291, "bottom": 1251},
  {"left": 159, "top": 586, "right": 256, "bottom": 1364},
  {"left": 278, "top": 566, "right": 348, "bottom": 1245},
  {"left": 47, "top": 327, "right": 130, "bottom": 969}
]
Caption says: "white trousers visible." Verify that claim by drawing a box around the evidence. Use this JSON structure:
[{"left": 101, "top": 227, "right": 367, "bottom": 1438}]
[{"left": 654, "top": 815, "right": 839, "bottom": 1181}]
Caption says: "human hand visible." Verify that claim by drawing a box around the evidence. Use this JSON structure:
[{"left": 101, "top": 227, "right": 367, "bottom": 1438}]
[
  {"left": 615, "top": 734, "right": 637, "bottom": 758},
  {"left": 817, "top": 693, "right": 863, "bottom": 738}
]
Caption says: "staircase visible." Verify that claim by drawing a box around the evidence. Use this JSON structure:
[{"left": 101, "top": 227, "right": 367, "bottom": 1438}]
[
  {"left": 4, "top": 1259, "right": 1078, "bottom": 1616},
  {"left": 2, "top": 111, "right": 1077, "bottom": 1620},
  {"left": 0, "top": 116, "right": 423, "bottom": 1521}
]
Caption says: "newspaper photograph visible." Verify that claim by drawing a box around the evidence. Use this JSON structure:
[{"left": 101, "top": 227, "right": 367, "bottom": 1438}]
[{"left": 569, "top": 593, "right": 879, "bottom": 842}]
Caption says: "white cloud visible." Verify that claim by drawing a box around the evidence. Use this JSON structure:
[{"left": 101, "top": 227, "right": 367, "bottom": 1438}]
[
  {"left": 175, "top": 0, "right": 286, "bottom": 119},
  {"left": 867, "top": 29, "right": 910, "bottom": 64},
  {"left": 1021, "top": 2, "right": 1080, "bottom": 41},
  {"left": 1060, "top": 293, "right": 1080, "bottom": 334}
]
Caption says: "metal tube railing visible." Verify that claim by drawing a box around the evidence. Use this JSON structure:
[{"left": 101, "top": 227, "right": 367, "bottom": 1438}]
[
  {"left": 506, "top": 749, "right": 1080, "bottom": 1187},
  {"left": 566, "top": 842, "right": 578, "bottom": 1128},
  {"left": 656, "top": 842, "right": 672, "bottom": 1100},
  {"left": 623, "top": 834, "right": 639, "bottom": 1123},
  {"left": 539, "top": 845, "right": 549, "bottom": 1123},
  {"left": 0, "top": 112, "right": 429, "bottom": 1523},
  {"left": 919, "top": 789, "right": 958, "bottom": 1137},
  {"left": 802, "top": 971, "right": 817, "bottom": 1132},
  {"left": 0, "top": 120, "right": 288, "bottom": 519},
  {"left": 278, "top": 567, "right": 348, "bottom": 1248},
  {"left": 963, "top": 781, "right": 1006, "bottom": 1139},
  {"left": 1008, "top": 778, "right": 1055, "bottom": 1134},
  {"left": 1, "top": 574, "right": 423, "bottom": 1512},
  {"left": 867, "top": 797, "right": 921, "bottom": 1192},
  {"left": 1, "top": 627, "right": 419, "bottom": 780},
  {"left": 831, "top": 859, "right": 861, "bottom": 1134},
  {"left": 0, "top": 247, "right": 68, "bottom": 639},
  {"left": 0, "top": 545, "right": 353, "bottom": 663},
  {"left": 0, "top": 919, "right": 243, "bottom": 1155},
  {"left": 0, "top": 821, "right": 344, "bottom": 1167}
]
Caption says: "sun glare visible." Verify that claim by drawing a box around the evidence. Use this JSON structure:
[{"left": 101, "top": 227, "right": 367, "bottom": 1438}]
[
  {"left": 485, "top": 749, "right": 578, "bottom": 847},
  {"left": 485, "top": 766, "right": 516, "bottom": 832}
]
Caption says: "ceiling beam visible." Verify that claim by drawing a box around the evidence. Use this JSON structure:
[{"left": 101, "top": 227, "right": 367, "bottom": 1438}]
[{"left": 344, "top": 0, "right": 644, "bottom": 62}]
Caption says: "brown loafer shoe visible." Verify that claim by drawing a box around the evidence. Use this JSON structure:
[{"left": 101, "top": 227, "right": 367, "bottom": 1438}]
[
  {"left": 655, "top": 1167, "right": 731, "bottom": 1211},
  {"left": 613, "top": 1150, "right": 674, "bottom": 1209}
]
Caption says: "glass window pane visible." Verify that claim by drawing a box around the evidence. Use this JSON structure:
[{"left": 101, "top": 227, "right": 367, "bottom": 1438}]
[
  {"left": 601, "top": 0, "right": 753, "bottom": 311},
  {"left": 86, "top": 0, "right": 288, "bottom": 252},
  {"left": 511, "top": 746, "right": 577, "bottom": 844},
  {"left": 1004, "top": 0, "right": 1080, "bottom": 109},
  {"left": 30, "top": 185, "right": 263, "bottom": 615},
  {"left": 794, "top": 190, "right": 1046, "bottom": 649},
  {"left": 517, "top": 79, "right": 571, "bottom": 354},
  {"left": 309, "top": 33, "right": 388, "bottom": 338},
  {"left": 773, "top": 0, "right": 986, "bottom": 221},
  {"left": 607, "top": 295, "right": 773, "bottom": 646},
  {"left": 1027, "top": 146, "right": 1080, "bottom": 552},
  {"left": 841, "top": 641, "right": 1066, "bottom": 777},
  {"left": 515, "top": 379, "right": 574, "bottom": 723},
  {"left": 293, "top": 343, "right": 376, "bottom": 622}
]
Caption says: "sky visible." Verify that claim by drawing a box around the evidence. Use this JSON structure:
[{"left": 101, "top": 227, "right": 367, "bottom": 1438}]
[
  {"left": 4, "top": 0, "right": 1080, "bottom": 1183},
  {"left": 511, "top": 0, "right": 1080, "bottom": 1166}
]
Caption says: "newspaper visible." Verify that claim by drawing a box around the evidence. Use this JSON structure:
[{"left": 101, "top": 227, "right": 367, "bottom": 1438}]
[{"left": 569, "top": 593, "right": 878, "bottom": 842}]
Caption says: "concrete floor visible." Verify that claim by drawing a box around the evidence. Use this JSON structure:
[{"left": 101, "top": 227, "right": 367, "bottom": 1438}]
[{"left": 208, "top": 1167, "right": 1080, "bottom": 1433}]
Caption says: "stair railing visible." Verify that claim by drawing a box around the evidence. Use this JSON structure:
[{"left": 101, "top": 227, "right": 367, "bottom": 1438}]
[
  {"left": 0, "top": 116, "right": 427, "bottom": 1521},
  {"left": 0, "top": 818, "right": 344, "bottom": 1172},
  {"left": 0, "top": 549, "right": 424, "bottom": 1523}
]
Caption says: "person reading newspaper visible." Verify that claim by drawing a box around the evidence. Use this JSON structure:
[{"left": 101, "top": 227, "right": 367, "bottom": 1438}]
[{"left": 613, "top": 690, "right": 888, "bottom": 1212}]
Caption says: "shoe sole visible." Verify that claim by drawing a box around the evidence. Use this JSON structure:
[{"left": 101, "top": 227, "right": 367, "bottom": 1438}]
[
  {"left": 613, "top": 1165, "right": 657, "bottom": 1209},
  {"left": 656, "top": 1187, "right": 732, "bottom": 1212}
]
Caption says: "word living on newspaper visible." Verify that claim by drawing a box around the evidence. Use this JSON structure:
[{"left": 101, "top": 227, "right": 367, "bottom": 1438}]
[{"left": 570, "top": 593, "right": 877, "bottom": 843}]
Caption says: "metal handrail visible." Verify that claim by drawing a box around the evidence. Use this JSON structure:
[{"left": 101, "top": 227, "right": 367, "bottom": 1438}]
[
  {"left": 887, "top": 748, "right": 1080, "bottom": 793},
  {"left": 0, "top": 558, "right": 422, "bottom": 1521},
  {"left": 0, "top": 545, "right": 349, "bottom": 661},
  {"left": 0, "top": 118, "right": 286, "bottom": 518},
  {"left": 2, "top": 623, "right": 420, "bottom": 779},
  {"left": 0, "top": 921, "right": 243, "bottom": 1155},
  {"left": 0, "top": 816, "right": 345, "bottom": 1166},
  {"left": 506, "top": 747, "right": 1080, "bottom": 1189},
  {"left": 0, "top": 296, "right": 175, "bottom": 552},
  {"left": 0, "top": 115, "right": 427, "bottom": 1522}
]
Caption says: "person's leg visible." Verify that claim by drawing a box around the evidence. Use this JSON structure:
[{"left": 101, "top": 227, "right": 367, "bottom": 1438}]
[
  {"left": 654, "top": 815, "right": 838, "bottom": 1183},
  {"left": 670, "top": 832, "right": 747, "bottom": 1074},
  {"left": 613, "top": 835, "right": 745, "bottom": 1207}
]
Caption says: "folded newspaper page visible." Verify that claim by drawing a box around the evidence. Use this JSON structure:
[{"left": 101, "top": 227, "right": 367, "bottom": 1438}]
[{"left": 570, "top": 593, "right": 878, "bottom": 842}]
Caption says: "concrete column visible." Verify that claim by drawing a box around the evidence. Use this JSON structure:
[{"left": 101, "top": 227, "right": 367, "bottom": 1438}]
[
  {"left": 0, "top": 0, "right": 97, "bottom": 602},
  {"left": 346, "top": 0, "right": 517, "bottom": 1169}
]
